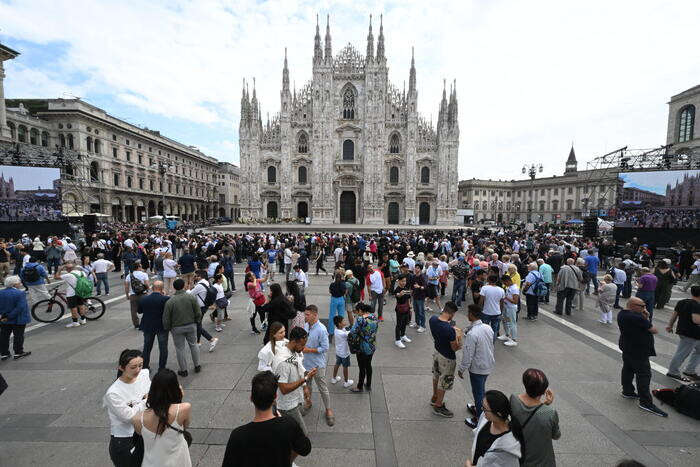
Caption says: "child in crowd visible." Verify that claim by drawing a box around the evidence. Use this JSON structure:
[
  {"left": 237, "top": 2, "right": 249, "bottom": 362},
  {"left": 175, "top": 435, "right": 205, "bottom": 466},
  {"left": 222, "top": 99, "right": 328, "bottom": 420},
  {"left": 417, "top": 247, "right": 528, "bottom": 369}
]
[{"left": 331, "top": 315, "right": 354, "bottom": 388}]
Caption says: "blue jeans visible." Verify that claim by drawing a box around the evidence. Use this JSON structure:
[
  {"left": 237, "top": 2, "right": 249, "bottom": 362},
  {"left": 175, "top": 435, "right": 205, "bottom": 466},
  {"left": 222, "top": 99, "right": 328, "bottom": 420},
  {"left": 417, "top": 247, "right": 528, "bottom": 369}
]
[
  {"left": 95, "top": 272, "right": 109, "bottom": 295},
  {"left": 452, "top": 279, "right": 466, "bottom": 307},
  {"left": 143, "top": 330, "right": 169, "bottom": 370},
  {"left": 413, "top": 298, "right": 425, "bottom": 327},
  {"left": 47, "top": 258, "right": 61, "bottom": 275},
  {"left": 469, "top": 372, "right": 489, "bottom": 417},
  {"left": 328, "top": 296, "right": 345, "bottom": 335},
  {"left": 635, "top": 290, "right": 655, "bottom": 320},
  {"left": 481, "top": 314, "right": 500, "bottom": 342},
  {"left": 586, "top": 275, "right": 599, "bottom": 294}
]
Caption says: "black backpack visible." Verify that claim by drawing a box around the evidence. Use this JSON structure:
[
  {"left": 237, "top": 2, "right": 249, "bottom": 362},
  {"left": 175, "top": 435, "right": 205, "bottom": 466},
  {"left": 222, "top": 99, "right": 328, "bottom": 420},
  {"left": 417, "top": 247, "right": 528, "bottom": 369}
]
[
  {"left": 199, "top": 282, "right": 218, "bottom": 307},
  {"left": 23, "top": 264, "right": 40, "bottom": 283},
  {"left": 674, "top": 384, "right": 700, "bottom": 420},
  {"left": 130, "top": 274, "right": 148, "bottom": 295}
]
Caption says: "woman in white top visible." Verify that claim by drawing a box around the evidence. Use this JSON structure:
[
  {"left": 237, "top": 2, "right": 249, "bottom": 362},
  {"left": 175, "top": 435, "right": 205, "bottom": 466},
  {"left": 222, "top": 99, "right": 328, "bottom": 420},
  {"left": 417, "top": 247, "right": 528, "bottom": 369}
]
[
  {"left": 162, "top": 252, "right": 179, "bottom": 295},
  {"left": 257, "top": 322, "right": 288, "bottom": 371},
  {"left": 132, "top": 369, "right": 192, "bottom": 467},
  {"left": 103, "top": 349, "right": 151, "bottom": 467},
  {"left": 63, "top": 240, "right": 78, "bottom": 262}
]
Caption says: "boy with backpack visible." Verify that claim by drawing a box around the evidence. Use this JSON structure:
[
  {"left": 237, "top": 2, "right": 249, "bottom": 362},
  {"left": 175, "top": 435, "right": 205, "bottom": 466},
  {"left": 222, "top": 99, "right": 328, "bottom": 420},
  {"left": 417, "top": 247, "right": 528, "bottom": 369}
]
[
  {"left": 55, "top": 262, "right": 91, "bottom": 328},
  {"left": 189, "top": 270, "right": 219, "bottom": 352}
]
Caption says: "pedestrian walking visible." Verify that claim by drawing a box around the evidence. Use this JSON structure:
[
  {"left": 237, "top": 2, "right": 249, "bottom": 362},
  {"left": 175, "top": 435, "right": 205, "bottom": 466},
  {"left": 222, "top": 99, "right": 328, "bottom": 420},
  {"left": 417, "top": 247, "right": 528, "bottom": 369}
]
[
  {"left": 0, "top": 276, "right": 32, "bottom": 361},
  {"left": 665, "top": 285, "right": 699, "bottom": 382},
  {"left": 429, "top": 301, "right": 462, "bottom": 418},
  {"left": 301, "top": 305, "right": 335, "bottom": 426},
  {"left": 162, "top": 279, "right": 201, "bottom": 377},
  {"left": 138, "top": 280, "right": 170, "bottom": 371},
  {"left": 460, "top": 304, "right": 495, "bottom": 428},
  {"left": 349, "top": 303, "right": 378, "bottom": 393}
]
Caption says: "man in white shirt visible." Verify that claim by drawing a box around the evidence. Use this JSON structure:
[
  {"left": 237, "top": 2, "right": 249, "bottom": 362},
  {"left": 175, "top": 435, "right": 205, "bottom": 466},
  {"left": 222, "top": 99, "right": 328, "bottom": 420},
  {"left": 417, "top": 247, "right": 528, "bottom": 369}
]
[
  {"left": 479, "top": 274, "right": 505, "bottom": 342},
  {"left": 123, "top": 238, "right": 135, "bottom": 250},
  {"left": 368, "top": 264, "right": 384, "bottom": 321},
  {"left": 188, "top": 270, "right": 219, "bottom": 352},
  {"left": 293, "top": 264, "right": 309, "bottom": 293},
  {"left": 333, "top": 246, "right": 344, "bottom": 265},
  {"left": 124, "top": 261, "right": 150, "bottom": 329},
  {"left": 272, "top": 327, "right": 316, "bottom": 436},
  {"left": 403, "top": 252, "right": 416, "bottom": 271},
  {"left": 55, "top": 262, "right": 88, "bottom": 328},
  {"left": 283, "top": 244, "right": 293, "bottom": 280},
  {"left": 610, "top": 261, "right": 627, "bottom": 309},
  {"left": 93, "top": 253, "right": 115, "bottom": 296}
]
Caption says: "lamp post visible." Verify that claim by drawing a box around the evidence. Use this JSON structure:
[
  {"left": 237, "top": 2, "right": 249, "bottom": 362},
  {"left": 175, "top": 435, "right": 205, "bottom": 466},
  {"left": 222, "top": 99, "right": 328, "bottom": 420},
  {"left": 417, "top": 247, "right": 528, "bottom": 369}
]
[
  {"left": 522, "top": 163, "right": 543, "bottom": 222},
  {"left": 152, "top": 160, "right": 171, "bottom": 226}
]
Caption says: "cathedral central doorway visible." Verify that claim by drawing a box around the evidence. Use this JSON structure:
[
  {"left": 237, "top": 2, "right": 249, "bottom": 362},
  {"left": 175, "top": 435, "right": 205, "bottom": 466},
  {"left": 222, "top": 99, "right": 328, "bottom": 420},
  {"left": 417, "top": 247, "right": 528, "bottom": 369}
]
[
  {"left": 297, "top": 201, "right": 309, "bottom": 219},
  {"left": 339, "top": 191, "right": 356, "bottom": 223},
  {"left": 419, "top": 202, "right": 430, "bottom": 225},
  {"left": 387, "top": 202, "right": 399, "bottom": 224}
]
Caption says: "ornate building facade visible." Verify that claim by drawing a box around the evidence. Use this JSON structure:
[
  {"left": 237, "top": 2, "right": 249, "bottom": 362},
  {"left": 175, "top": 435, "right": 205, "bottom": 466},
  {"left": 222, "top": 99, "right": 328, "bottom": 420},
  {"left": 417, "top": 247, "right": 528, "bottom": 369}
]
[
  {"left": 458, "top": 147, "right": 622, "bottom": 223},
  {"left": 239, "top": 15, "right": 459, "bottom": 225},
  {"left": 665, "top": 172, "right": 699, "bottom": 208}
]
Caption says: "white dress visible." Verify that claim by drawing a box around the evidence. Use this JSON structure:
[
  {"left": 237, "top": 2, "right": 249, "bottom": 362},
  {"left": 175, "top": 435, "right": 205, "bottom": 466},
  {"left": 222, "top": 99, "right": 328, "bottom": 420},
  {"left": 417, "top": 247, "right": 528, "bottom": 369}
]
[{"left": 140, "top": 404, "right": 192, "bottom": 467}]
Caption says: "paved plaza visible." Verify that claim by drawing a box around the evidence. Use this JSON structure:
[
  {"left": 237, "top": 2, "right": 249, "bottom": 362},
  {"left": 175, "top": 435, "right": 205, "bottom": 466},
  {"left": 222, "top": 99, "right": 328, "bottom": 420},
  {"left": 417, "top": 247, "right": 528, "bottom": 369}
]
[{"left": 0, "top": 265, "right": 698, "bottom": 467}]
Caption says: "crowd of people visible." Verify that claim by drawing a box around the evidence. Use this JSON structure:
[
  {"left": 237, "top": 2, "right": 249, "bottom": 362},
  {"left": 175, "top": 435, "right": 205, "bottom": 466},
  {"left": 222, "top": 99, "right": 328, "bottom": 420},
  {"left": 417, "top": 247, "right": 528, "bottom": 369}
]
[
  {"left": 0, "top": 223, "right": 698, "bottom": 466},
  {"left": 616, "top": 208, "right": 700, "bottom": 229}
]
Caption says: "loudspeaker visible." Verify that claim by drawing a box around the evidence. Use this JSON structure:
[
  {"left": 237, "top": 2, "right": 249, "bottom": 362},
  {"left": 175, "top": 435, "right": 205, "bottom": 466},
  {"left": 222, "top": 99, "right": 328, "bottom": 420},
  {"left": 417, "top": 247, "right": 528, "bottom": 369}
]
[
  {"left": 83, "top": 214, "right": 97, "bottom": 236},
  {"left": 583, "top": 216, "right": 598, "bottom": 238}
]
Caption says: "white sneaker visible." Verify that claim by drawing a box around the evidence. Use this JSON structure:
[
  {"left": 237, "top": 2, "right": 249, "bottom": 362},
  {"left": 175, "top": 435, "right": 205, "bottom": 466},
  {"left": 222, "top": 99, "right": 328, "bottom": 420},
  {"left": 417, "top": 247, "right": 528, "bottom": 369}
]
[
  {"left": 409, "top": 322, "right": 417, "bottom": 328},
  {"left": 401, "top": 335, "right": 412, "bottom": 343},
  {"left": 215, "top": 326, "right": 223, "bottom": 332},
  {"left": 343, "top": 379, "right": 354, "bottom": 388},
  {"left": 209, "top": 338, "right": 218, "bottom": 352},
  {"left": 65, "top": 322, "right": 80, "bottom": 328},
  {"left": 497, "top": 335, "right": 509, "bottom": 341},
  {"left": 331, "top": 376, "right": 341, "bottom": 384},
  {"left": 597, "top": 319, "right": 607, "bottom": 324},
  {"left": 395, "top": 340, "right": 406, "bottom": 349},
  {"left": 79, "top": 318, "right": 87, "bottom": 325},
  {"left": 504, "top": 339, "right": 518, "bottom": 347},
  {"left": 416, "top": 326, "right": 426, "bottom": 333}
]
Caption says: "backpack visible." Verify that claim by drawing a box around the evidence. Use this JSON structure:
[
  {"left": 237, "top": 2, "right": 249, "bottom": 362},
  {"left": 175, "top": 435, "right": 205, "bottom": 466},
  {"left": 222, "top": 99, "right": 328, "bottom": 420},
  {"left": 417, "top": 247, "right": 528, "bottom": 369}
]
[
  {"left": 71, "top": 272, "right": 93, "bottom": 299},
  {"left": 531, "top": 272, "right": 548, "bottom": 298},
  {"left": 130, "top": 273, "right": 148, "bottom": 295},
  {"left": 199, "top": 281, "right": 218, "bottom": 307},
  {"left": 154, "top": 255, "right": 164, "bottom": 272},
  {"left": 674, "top": 384, "right": 700, "bottom": 420},
  {"left": 348, "top": 279, "right": 361, "bottom": 303},
  {"left": 23, "top": 264, "right": 40, "bottom": 283}
]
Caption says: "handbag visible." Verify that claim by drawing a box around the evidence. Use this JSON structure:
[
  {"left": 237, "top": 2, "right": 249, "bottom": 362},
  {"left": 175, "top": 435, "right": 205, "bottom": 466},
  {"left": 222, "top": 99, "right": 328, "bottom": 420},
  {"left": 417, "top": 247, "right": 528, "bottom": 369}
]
[
  {"left": 166, "top": 422, "right": 193, "bottom": 446},
  {"left": 396, "top": 302, "right": 410, "bottom": 314}
]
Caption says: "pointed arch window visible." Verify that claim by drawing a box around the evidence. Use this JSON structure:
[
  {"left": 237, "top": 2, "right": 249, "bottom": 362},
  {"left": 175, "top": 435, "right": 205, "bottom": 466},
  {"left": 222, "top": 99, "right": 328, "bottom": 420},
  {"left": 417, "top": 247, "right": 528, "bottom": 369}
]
[
  {"left": 420, "top": 166, "right": 430, "bottom": 184},
  {"left": 342, "top": 88, "right": 355, "bottom": 119},
  {"left": 298, "top": 132, "right": 308, "bottom": 153},
  {"left": 678, "top": 105, "right": 695, "bottom": 143},
  {"left": 390, "top": 166, "right": 399, "bottom": 185},
  {"left": 389, "top": 133, "right": 400, "bottom": 153}
]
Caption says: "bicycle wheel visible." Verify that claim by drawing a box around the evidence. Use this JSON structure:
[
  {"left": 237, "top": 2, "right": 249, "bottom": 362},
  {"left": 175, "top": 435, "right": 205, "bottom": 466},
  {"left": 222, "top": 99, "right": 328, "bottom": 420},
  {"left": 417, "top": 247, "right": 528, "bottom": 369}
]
[
  {"left": 84, "top": 296, "right": 106, "bottom": 320},
  {"left": 31, "top": 299, "right": 65, "bottom": 323}
]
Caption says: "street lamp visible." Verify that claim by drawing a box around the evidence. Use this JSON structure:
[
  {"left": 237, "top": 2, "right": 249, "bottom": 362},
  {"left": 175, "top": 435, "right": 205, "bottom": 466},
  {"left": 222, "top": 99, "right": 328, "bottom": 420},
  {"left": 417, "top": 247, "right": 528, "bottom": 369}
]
[
  {"left": 152, "top": 160, "right": 171, "bottom": 226},
  {"left": 522, "top": 163, "right": 544, "bottom": 222}
]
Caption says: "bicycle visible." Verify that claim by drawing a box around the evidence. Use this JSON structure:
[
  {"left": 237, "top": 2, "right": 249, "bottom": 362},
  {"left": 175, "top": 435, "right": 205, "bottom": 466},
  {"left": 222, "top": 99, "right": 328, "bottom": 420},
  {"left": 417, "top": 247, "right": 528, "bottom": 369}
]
[{"left": 31, "top": 285, "right": 106, "bottom": 323}]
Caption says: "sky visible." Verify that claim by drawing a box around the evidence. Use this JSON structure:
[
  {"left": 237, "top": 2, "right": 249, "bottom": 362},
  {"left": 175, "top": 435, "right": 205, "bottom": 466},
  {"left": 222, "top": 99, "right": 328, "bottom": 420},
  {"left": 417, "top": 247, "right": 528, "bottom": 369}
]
[
  {"left": 621, "top": 170, "right": 700, "bottom": 195},
  {"left": 0, "top": 165, "right": 60, "bottom": 190},
  {"left": 2, "top": 0, "right": 700, "bottom": 182}
]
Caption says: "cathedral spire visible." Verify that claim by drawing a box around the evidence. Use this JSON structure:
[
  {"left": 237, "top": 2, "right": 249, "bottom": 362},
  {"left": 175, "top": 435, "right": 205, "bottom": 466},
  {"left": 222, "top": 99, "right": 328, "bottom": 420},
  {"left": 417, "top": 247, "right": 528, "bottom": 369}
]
[
  {"left": 240, "top": 78, "right": 249, "bottom": 125},
  {"left": 565, "top": 144, "right": 578, "bottom": 174},
  {"left": 324, "top": 14, "right": 332, "bottom": 63},
  {"left": 313, "top": 14, "right": 322, "bottom": 65},
  {"left": 366, "top": 15, "right": 374, "bottom": 62},
  {"left": 408, "top": 46, "right": 416, "bottom": 94},
  {"left": 282, "top": 47, "right": 290, "bottom": 93},
  {"left": 376, "top": 14, "right": 385, "bottom": 62}
]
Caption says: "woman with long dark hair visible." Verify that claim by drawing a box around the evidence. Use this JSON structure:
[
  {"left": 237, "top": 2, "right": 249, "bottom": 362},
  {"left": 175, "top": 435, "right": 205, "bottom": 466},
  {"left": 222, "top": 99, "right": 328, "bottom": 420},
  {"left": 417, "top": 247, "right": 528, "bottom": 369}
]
[
  {"left": 245, "top": 271, "right": 267, "bottom": 334},
  {"left": 132, "top": 369, "right": 192, "bottom": 466},
  {"left": 103, "top": 349, "right": 150, "bottom": 467},
  {"left": 260, "top": 283, "right": 295, "bottom": 344},
  {"left": 257, "top": 321, "right": 287, "bottom": 371},
  {"left": 285, "top": 280, "right": 307, "bottom": 331},
  {"left": 466, "top": 390, "right": 521, "bottom": 467}
]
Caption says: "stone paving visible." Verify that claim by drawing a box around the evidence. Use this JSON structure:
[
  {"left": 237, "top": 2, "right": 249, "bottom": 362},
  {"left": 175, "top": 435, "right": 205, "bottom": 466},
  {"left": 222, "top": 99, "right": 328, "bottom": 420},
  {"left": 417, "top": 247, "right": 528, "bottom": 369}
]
[{"left": 0, "top": 266, "right": 698, "bottom": 466}]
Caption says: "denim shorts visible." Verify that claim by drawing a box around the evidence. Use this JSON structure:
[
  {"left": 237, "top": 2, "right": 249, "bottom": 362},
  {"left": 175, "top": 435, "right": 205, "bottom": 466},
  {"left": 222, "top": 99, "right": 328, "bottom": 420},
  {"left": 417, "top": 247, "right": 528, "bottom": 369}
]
[{"left": 335, "top": 355, "right": 351, "bottom": 368}]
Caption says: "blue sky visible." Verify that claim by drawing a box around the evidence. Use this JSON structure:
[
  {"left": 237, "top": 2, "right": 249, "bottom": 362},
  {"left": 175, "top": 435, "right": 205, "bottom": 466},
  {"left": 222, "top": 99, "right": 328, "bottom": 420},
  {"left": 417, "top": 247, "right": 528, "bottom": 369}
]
[
  {"left": 2, "top": 0, "right": 700, "bottom": 181},
  {"left": 0, "top": 165, "right": 60, "bottom": 190},
  {"left": 621, "top": 170, "right": 700, "bottom": 195}
]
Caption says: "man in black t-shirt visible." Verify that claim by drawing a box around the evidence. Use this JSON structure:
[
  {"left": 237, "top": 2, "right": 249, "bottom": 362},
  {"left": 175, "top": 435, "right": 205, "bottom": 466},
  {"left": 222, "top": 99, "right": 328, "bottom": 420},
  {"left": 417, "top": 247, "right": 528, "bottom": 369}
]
[
  {"left": 222, "top": 371, "right": 311, "bottom": 467},
  {"left": 666, "top": 285, "right": 700, "bottom": 381},
  {"left": 617, "top": 297, "right": 667, "bottom": 417}
]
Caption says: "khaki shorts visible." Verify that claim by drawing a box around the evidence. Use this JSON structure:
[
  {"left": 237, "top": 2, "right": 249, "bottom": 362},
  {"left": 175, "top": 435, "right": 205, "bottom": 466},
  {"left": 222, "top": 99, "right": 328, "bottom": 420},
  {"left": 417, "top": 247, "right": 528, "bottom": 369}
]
[{"left": 432, "top": 352, "right": 456, "bottom": 391}]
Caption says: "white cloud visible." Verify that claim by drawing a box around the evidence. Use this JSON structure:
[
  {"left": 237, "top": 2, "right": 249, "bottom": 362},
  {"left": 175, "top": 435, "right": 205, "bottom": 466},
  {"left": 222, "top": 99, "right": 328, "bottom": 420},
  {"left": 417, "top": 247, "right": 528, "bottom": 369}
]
[{"left": 1, "top": 0, "right": 699, "bottom": 180}]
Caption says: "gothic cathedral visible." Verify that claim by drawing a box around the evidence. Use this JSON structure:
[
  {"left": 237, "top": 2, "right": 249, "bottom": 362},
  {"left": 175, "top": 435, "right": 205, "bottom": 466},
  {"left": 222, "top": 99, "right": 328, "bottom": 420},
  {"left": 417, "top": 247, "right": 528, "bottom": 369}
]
[{"left": 239, "top": 15, "right": 459, "bottom": 225}]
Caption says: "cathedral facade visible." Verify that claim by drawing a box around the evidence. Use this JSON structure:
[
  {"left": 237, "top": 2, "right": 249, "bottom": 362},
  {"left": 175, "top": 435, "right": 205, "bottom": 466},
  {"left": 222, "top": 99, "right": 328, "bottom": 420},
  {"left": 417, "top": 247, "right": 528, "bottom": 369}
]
[{"left": 239, "top": 15, "right": 459, "bottom": 225}]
